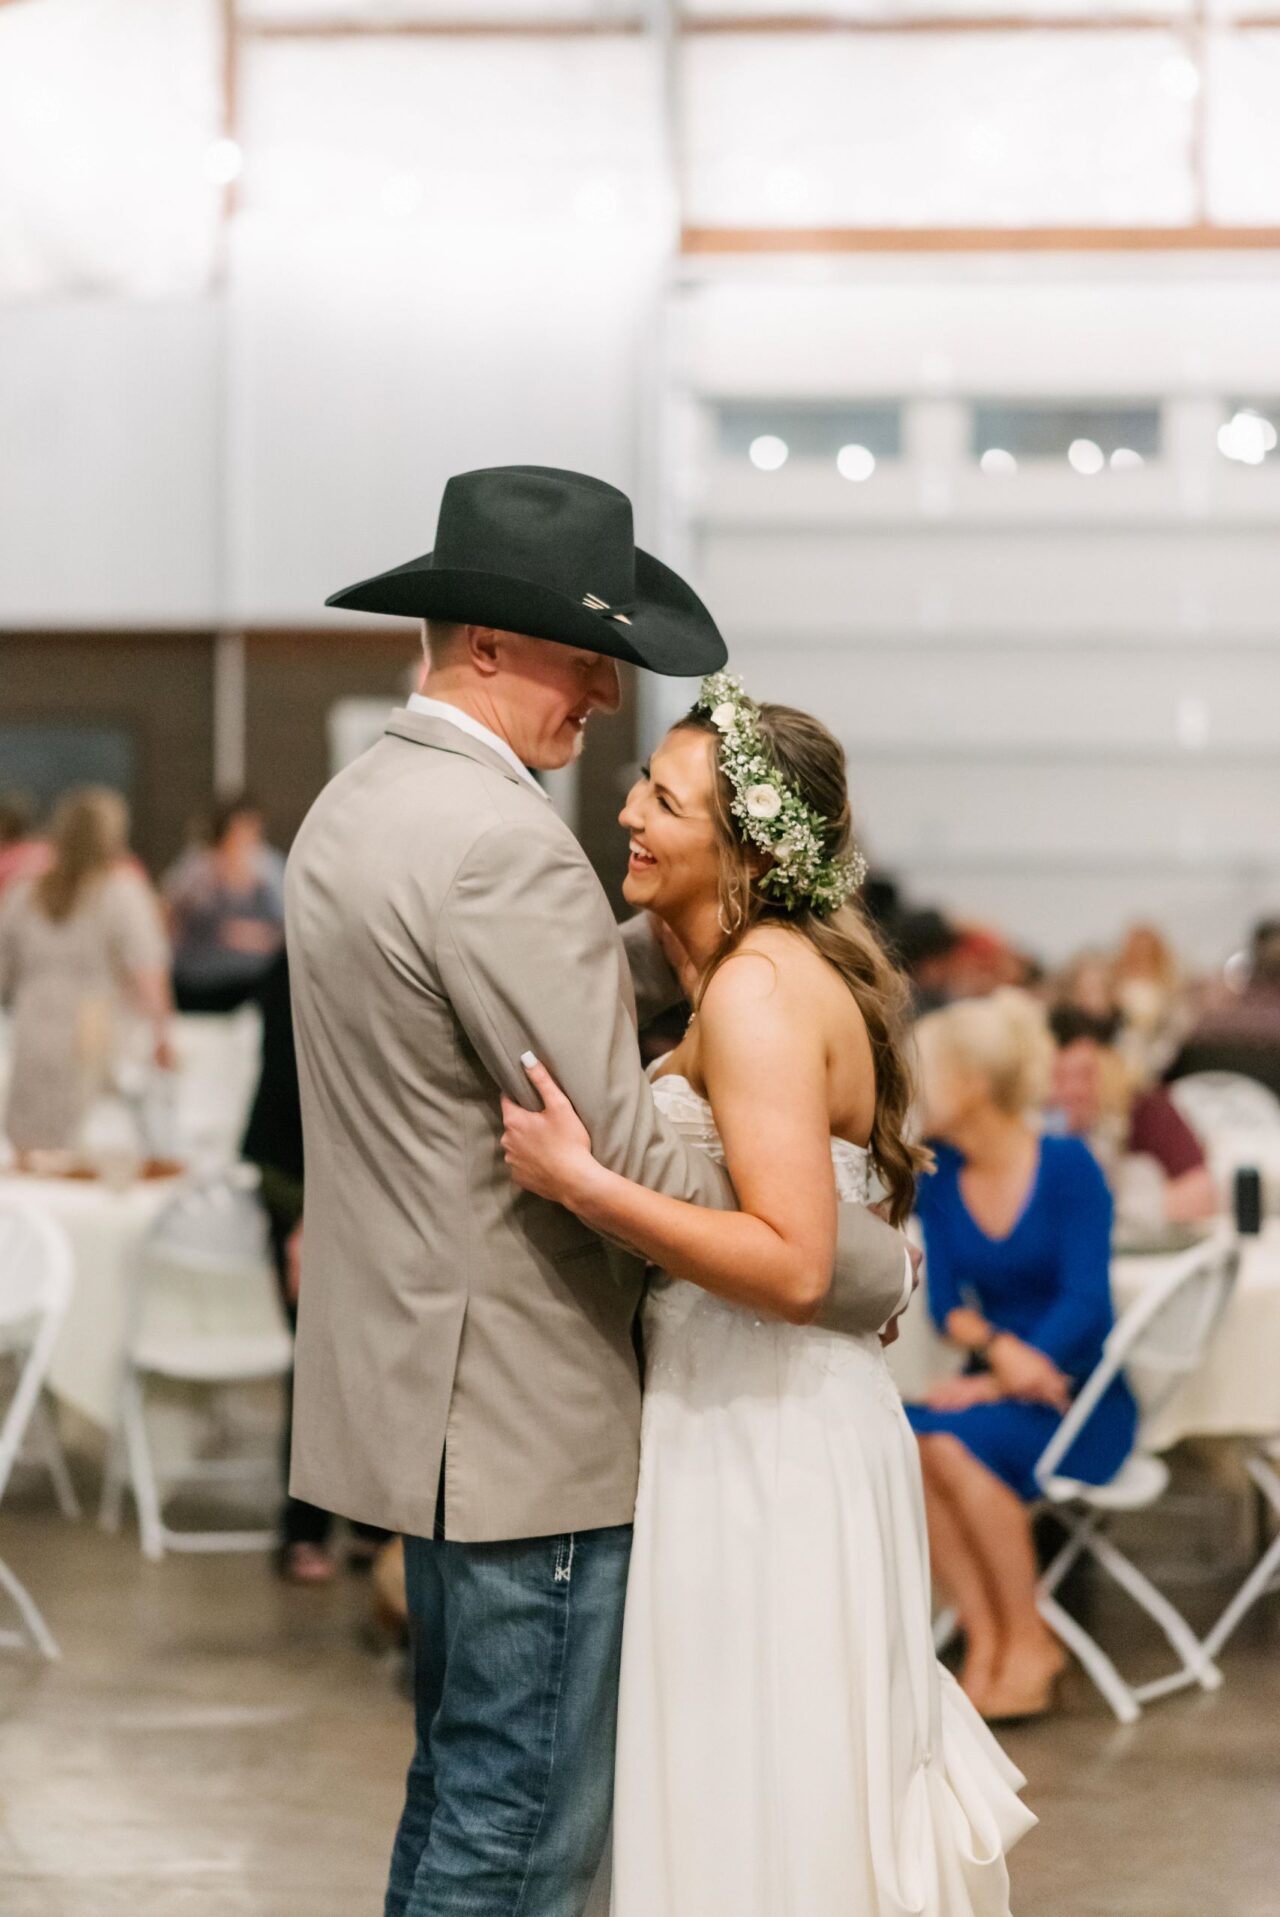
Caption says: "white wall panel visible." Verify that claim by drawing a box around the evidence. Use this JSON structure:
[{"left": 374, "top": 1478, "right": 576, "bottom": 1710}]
[
  {"left": 0, "top": 302, "right": 219, "bottom": 623},
  {"left": 226, "top": 33, "right": 667, "bottom": 618},
  {"left": 691, "top": 640, "right": 1280, "bottom": 754},
  {"left": 0, "top": 0, "right": 221, "bottom": 300},
  {"left": 698, "top": 529, "right": 1280, "bottom": 636},
  {"left": 683, "top": 31, "right": 1194, "bottom": 228},
  {"left": 677, "top": 277, "right": 1280, "bottom": 400},
  {"left": 1206, "top": 32, "right": 1280, "bottom": 225}
]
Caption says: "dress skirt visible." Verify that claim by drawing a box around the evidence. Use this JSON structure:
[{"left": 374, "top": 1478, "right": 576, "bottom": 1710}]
[{"left": 604, "top": 1286, "right": 1035, "bottom": 1917}]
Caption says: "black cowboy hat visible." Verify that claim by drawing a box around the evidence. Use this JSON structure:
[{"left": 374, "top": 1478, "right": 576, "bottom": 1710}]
[{"left": 326, "top": 464, "right": 726, "bottom": 677}]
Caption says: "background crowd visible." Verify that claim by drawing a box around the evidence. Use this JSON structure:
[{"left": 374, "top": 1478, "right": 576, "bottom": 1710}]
[{"left": 3, "top": 771, "right": 1276, "bottom": 1631}]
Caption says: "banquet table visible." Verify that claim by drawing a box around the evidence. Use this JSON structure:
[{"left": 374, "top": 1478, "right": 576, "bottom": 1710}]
[
  {"left": 886, "top": 1221, "right": 1280, "bottom": 1455},
  {"left": 3, "top": 1168, "right": 282, "bottom": 1439}
]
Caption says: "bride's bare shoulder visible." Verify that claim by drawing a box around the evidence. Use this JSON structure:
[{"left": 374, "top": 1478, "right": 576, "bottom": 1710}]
[{"left": 700, "top": 926, "right": 829, "bottom": 1018}]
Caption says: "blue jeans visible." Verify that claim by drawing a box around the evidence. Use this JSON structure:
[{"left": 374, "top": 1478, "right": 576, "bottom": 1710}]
[{"left": 385, "top": 1524, "right": 632, "bottom": 1917}]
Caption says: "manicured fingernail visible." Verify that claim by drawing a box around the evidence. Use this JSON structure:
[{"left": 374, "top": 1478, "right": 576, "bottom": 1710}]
[{"left": 520, "top": 1050, "right": 539, "bottom": 1069}]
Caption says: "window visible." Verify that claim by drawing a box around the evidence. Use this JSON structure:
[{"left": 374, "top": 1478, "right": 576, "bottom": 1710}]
[
  {"left": 0, "top": 724, "right": 134, "bottom": 815},
  {"left": 971, "top": 402, "right": 1161, "bottom": 475},
  {"left": 1218, "top": 403, "right": 1280, "bottom": 467},
  {"left": 716, "top": 401, "right": 901, "bottom": 477}
]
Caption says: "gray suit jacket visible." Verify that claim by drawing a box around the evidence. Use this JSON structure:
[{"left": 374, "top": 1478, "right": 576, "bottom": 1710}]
[{"left": 285, "top": 707, "right": 907, "bottom": 1541}]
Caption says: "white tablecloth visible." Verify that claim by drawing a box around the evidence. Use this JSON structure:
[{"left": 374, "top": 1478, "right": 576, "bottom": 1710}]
[
  {"left": 886, "top": 1222, "right": 1280, "bottom": 1454},
  {"left": 1112, "top": 1223, "right": 1280, "bottom": 1451},
  {"left": 5, "top": 1169, "right": 283, "bottom": 1432}
]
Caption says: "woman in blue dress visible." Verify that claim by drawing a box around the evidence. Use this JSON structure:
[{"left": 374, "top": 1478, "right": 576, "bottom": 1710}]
[{"left": 907, "top": 990, "right": 1138, "bottom": 1722}]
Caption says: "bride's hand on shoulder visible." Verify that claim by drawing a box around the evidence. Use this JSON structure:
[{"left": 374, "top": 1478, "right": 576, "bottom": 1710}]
[{"left": 501, "top": 1055, "right": 599, "bottom": 1206}]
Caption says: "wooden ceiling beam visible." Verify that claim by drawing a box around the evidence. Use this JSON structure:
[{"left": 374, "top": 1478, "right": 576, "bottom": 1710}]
[
  {"left": 242, "top": 16, "right": 646, "bottom": 38},
  {"left": 235, "top": 9, "right": 1280, "bottom": 38},
  {"left": 682, "top": 222, "right": 1280, "bottom": 252},
  {"left": 680, "top": 11, "right": 1279, "bottom": 32}
]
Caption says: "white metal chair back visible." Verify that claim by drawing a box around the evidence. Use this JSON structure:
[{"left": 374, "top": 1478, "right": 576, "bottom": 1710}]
[
  {"left": 144, "top": 1166, "right": 271, "bottom": 1273},
  {"left": 0, "top": 1201, "right": 76, "bottom": 1659},
  {"left": 1034, "top": 1232, "right": 1238, "bottom": 1493},
  {"left": 0, "top": 1203, "right": 74, "bottom": 1504},
  {"left": 101, "top": 1168, "right": 291, "bottom": 1560},
  {"left": 170, "top": 1008, "right": 264, "bottom": 1166},
  {"left": 1167, "top": 1071, "right": 1280, "bottom": 1140}
]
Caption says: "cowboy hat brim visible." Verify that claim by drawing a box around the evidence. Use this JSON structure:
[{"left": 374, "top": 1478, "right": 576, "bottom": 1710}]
[{"left": 325, "top": 549, "right": 726, "bottom": 678}]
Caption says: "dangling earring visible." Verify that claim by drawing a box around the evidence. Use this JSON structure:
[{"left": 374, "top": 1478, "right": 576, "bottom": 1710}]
[{"left": 717, "top": 889, "right": 745, "bottom": 937}]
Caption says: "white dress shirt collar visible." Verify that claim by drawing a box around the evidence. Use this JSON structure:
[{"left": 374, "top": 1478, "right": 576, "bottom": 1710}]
[{"left": 406, "top": 694, "right": 544, "bottom": 796}]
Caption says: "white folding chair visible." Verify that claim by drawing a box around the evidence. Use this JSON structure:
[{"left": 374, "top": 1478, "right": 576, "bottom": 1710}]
[
  {"left": 98, "top": 1168, "right": 293, "bottom": 1560},
  {"left": 1197, "top": 1435, "right": 1280, "bottom": 1664},
  {"left": 1033, "top": 1233, "right": 1240, "bottom": 1723},
  {"left": 0, "top": 1201, "right": 77, "bottom": 1659},
  {"left": 1167, "top": 1072, "right": 1280, "bottom": 1140}
]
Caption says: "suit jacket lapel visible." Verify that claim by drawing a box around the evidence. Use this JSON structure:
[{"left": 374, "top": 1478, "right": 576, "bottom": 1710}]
[{"left": 384, "top": 707, "right": 545, "bottom": 796}]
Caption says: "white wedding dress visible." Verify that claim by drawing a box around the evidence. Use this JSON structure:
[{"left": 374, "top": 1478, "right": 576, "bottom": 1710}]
[{"left": 599, "top": 1072, "right": 1035, "bottom": 1917}]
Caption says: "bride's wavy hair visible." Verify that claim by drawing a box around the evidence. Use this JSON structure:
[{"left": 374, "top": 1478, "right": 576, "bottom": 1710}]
[{"left": 678, "top": 702, "right": 932, "bottom": 1225}]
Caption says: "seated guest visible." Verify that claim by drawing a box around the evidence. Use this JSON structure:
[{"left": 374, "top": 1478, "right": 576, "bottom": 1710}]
[
  {"left": 163, "top": 795, "right": 285, "bottom": 1011},
  {"left": 894, "top": 907, "right": 963, "bottom": 1016},
  {"left": 907, "top": 989, "right": 1138, "bottom": 1722},
  {"left": 0, "top": 790, "right": 51, "bottom": 899},
  {"left": 1048, "top": 1005, "right": 1218, "bottom": 1228},
  {"left": 1112, "top": 922, "right": 1189, "bottom": 1079},
  {"left": 1166, "top": 919, "right": 1280, "bottom": 1101},
  {"left": 1054, "top": 947, "right": 1119, "bottom": 1023},
  {"left": 0, "top": 788, "right": 172, "bottom": 1152}
]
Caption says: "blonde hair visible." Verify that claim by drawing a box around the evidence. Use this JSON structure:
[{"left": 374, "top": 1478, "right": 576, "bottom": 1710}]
[
  {"left": 35, "top": 788, "right": 128, "bottom": 924},
  {"left": 678, "top": 702, "right": 931, "bottom": 1226},
  {"left": 917, "top": 988, "right": 1054, "bottom": 1119}
]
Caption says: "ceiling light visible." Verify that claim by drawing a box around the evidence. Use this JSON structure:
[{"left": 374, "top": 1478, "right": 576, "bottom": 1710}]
[
  {"left": 204, "top": 137, "right": 242, "bottom": 185},
  {"left": 1218, "top": 410, "right": 1277, "bottom": 465},
  {"left": 1110, "top": 448, "right": 1144, "bottom": 470},
  {"left": 1068, "top": 438, "right": 1105, "bottom": 476},
  {"left": 749, "top": 435, "right": 789, "bottom": 473},
  {"left": 836, "top": 444, "right": 875, "bottom": 483},
  {"left": 1158, "top": 54, "right": 1202, "bottom": 103},
  {"left": 979, "top": 448, "right": 1017, "bottom": 477}
]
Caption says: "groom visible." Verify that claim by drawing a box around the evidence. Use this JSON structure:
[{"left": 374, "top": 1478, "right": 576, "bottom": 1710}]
[{"left": 285, "top": 466, "right": 914, "bottom": 1917}]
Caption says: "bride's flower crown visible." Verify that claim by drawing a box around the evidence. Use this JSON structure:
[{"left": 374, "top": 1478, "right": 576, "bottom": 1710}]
[{"left": 695, "top": 673, "right": 866, "bottom": 917}]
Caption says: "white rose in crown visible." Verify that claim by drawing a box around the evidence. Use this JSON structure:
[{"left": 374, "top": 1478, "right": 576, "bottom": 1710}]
[
  {"left": 710, "top": 702, "right": 738, "bottom": 734},
  {"left": 746, "top": 783, "right": 783, "bottom": 821}
]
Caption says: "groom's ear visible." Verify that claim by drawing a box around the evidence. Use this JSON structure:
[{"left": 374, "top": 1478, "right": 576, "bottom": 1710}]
[{"left": 466, "top": 626, "right": 502, "bottom": 677}]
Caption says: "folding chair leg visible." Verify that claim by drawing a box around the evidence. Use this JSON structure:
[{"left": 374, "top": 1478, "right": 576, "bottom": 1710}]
[
  {"left": 0, "top": 1555, "right": 60, "bottom": 1661},
  {"left": 120, "top": 1370, "right": 165, "bottom": 1561},
  {"left": 1200, "top": 1533, "right": 1280, "bottom": 1662},
  {"left": 98, "top": 1420, "right": 126, "bottom": 1534},
  {"left": 1199, "top": 1452, "right": 1280, "bottom": 1664},
  {"left": 1037, "top": 1590, "right": 1140, "bottom": 1725},
  {"left": 1084, "top": 1529, "right": 1223, "bottom": 1694},
  {"left": 29, "top": 1395, "right": 81, "bottom": 1521},
  {"left": 1039, "top": 1507, "right": 1101, "bottom": 1597}
]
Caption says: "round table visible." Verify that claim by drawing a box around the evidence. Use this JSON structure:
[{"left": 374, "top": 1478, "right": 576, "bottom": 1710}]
[
  {"left": 886, "top": 1221, "right": 1280, "bottom": 1453},
  {"left": 4, "top": 1172, "right": 182, "bottom": 1428},
  {"left": 1112, "top": 1222, "right": 1280, "bottom": 1451},
  {"left": 3, "top": 1168, "right": 284, "bottom": 1444}
]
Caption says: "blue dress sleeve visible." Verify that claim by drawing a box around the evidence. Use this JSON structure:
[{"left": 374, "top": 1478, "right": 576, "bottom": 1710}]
[
  {"left": 915, "top": 1156, "right": 965, "bottom": 1333},
  {"left": 1024, "top": 1140, "right": 1115, "bottom": 1381}
]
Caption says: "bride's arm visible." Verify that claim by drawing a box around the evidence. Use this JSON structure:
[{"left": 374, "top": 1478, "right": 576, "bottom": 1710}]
[{"left": 502, "top": 953, "right": 841, "bottom": 1325}]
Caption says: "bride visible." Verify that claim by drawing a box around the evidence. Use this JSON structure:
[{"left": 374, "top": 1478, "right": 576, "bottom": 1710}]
[{"left": 500, "top": 674, "right": 1035, "bottom": 1917}]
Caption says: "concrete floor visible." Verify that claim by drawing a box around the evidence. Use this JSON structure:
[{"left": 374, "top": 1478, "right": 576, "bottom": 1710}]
[{"left": 1, "top": 1480, "right": 1278, "bottom": 1916}]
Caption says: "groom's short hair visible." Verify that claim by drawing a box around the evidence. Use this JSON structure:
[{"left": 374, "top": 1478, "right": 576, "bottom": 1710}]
[{"left": 423, "top": 619, "right": 466, "bottom": 664}]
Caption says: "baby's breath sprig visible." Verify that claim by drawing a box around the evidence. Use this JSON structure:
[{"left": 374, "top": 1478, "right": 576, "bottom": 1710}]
[{"left": 696, "top": 673, "right": 865, "bottom": 917}]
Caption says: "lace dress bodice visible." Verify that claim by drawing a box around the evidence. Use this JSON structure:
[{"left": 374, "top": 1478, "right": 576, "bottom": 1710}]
[
  {"left": 643, "top": 1071, "right": 899, "bottom": 1408},
  {"left": 650, "top": 1070, "right": 872, "bottom": 1205}
]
